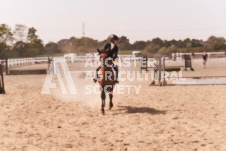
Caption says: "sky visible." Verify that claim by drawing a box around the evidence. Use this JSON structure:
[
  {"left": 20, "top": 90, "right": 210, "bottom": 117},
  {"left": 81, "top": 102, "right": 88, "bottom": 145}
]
[{"left": 1, "top": 0, "right": 226, "bottom": 44}]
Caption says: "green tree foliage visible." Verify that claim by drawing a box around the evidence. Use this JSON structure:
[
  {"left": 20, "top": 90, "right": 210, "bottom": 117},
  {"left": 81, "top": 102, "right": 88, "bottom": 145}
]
[
  {"left": 117, "top": 36, "right": 131, "bottom": 50},
  {"left": 26, "top": 39, "right": 43, "bottom": 57},
  {"left": 70, "top": 37, "right": 98, "bottom": 54},
  {"left": 27, "top": 27, "right": 38, "bottom": 43},
  {"left": 152, "top": 37, "right": 163, "bottom": 47},
  {"left": 144, "top": 38, "right": 164, "bottom": 56},
  {"left": 158, "top": 46, "right": 178, "bottom": 56},
  {"left": 13, "top": 41, "right": 28, "bottom": 57},
  {"left": 13, "top": 24, "right": 27, "bottom": 42},
  {"left": 132, "top": 41, "right": 149, "bottom": 50},
  {"left": 0, "top": 24, "right": 13, "bottom": 44},
  {"left": 0, "top": 42, "right": 11, "bottom": 59},
  {"left": 12, "top": 26, "right": 44, "bottom": 57},
  {"left": 57, "top": 39, "right": 71, "bottom": 54},
  {"left": 26, "top": 27, "right": 44, "bottom": 57},
  {"left": 0, "top": 24, "right": 44, "bottom": 58},
  {"left": 206, "top": 36, "right": 226, "bottom": 51},
  {"left": 1, "top": 24, "right": 226, "bottom": 58},
  {"left": 0, "top": 24, "right": 13, "bottom": 58},
  {"left": 183, "top": 38, "right": 191, "bottom": 48},
  {"left": 44, "top": 42, "right": 60, "bottom": 55},
  {"left": 144, "top": 43, "right": 160, "bottom": 57},
  {"left": 190, "top": 39, "right": 204, "bottom": 47}
]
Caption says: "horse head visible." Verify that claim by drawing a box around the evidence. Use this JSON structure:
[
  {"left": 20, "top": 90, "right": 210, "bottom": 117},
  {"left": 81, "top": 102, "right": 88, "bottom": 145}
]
[{"left": 97, "top": 49, "right": 108, "bottom": 60}]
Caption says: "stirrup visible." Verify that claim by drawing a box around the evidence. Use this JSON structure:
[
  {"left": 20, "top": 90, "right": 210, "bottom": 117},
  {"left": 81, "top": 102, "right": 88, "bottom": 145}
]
[{"left": 114, "top": 80, "right": 119, "bottom": 83}]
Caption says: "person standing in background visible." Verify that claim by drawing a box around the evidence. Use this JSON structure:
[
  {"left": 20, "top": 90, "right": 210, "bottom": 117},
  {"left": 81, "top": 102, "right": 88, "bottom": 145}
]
[{"left": 203, "top": 51, "right": 208, "bottom": 68}]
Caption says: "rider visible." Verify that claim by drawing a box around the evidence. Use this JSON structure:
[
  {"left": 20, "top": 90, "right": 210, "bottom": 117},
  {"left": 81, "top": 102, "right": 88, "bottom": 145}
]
[{"left": 93, "top": 34, "right": 119, "bottom": 83}]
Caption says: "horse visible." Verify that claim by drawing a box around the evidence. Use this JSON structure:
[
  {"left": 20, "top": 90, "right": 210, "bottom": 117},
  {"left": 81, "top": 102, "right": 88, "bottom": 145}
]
[{"left": 96, "top": 49, "right": 116, "bottom": 114}]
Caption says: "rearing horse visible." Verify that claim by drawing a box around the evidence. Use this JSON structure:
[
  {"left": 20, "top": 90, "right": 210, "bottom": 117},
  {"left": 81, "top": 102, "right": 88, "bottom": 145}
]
[{"left": 97, "top": 49, "right": 116, "bottom": 114}]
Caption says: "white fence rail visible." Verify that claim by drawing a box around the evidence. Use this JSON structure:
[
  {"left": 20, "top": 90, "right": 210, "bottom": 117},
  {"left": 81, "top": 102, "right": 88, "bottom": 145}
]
[
  {"left": 0, "top": 57, "right": 52, "bottom": 68},
  {"left": 0, "top": 54, "right": 141, "bottom": 68},
  {"left": 68, "top": 55, "right": 139, "bottom": 62},
  {"left": 34, "top": 57, "right": 49, "bottom": 63},
  {"left": 0, "top": 58, "right": 36, "bottom": 67}
]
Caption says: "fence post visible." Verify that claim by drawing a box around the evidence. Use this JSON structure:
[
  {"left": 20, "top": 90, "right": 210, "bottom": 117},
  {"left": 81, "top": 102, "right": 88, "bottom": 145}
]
[
  {"left": 158, "top": 57, "right": 162, "bottom": 86},
  {"left": 0, "top": 64, "right": 5, "bottom": 94},
  {"left": 162, "top": 56, "right": 166, "bottom": 86},
  {"left": 172, "top": 53, "right": 175, "bottom": 61},
  {"left": 5, "top": 58, "right": 8, "bottom": 75}
]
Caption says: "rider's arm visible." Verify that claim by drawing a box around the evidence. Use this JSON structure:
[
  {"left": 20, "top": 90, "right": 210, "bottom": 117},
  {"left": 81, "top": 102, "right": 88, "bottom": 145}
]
[
  {"left": 104, "top": 43, "right": 110, "bottom": 51},
  {"left": 113, "top": 46, "right": 118, "bottom": 61}
]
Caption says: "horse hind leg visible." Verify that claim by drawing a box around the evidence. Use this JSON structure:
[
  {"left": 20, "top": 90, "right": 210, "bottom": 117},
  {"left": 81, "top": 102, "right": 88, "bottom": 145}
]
[{"left": 101, "top": 91, "right": 106, "bottom": 114}]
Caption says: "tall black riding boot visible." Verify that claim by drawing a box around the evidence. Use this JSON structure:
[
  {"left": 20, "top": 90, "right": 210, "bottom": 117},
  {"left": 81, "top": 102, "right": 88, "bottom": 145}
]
[{"left": 114, "top": 66, "right": 119, "bottom": 83}]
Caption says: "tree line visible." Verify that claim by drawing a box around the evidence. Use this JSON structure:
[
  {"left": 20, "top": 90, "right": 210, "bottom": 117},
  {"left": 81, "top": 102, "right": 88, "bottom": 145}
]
[{"left": 1, "top": 24, "right": 226, "bottom": 59}]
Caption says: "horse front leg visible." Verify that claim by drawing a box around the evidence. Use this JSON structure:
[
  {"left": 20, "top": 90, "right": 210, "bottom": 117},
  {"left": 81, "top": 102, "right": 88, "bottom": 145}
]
[
  {"left": 101, "top": 91, "right": 106, "bottom": 114},
  {"left": 109, "top": 90, "right": 113, "bottom": 110}
]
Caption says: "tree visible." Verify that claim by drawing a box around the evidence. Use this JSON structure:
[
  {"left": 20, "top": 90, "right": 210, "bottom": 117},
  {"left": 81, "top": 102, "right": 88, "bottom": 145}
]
[
  {"left": 158, "top": 46, "right": 178, "bottom": 56},
  {"left": 0, "top": 24, "right": 13, "bottom": 44},
  {"left": 144, "top": 43, "right": 160, "bottom": 56},
  {"left": 57, "top": 39, "right": 71, "bottom": 53},
  {"left": 25, "top": 27, "right": 43, "bottom": 56},
  {"left": 157, "top": 47, "right": 168, "bottom": 56},
  {"left": 71, "top": 37, "right": 98, "bottom": 54},
  {"left": 27, "top": 27, "right": 38, "bottom": 43},
  {"left": 183, "top": 38, "right": 191, "bottom": 48},
  {"left": 13, "top": 24, "right": 27, "bottom": 42},
  {"left": 0, "top": 24, "right": 13, "bottom": 58},
  {"left": 152, "top": 37, "right": 163, "bottom": 47},
  {"left": 191, "top": 39, "right": 204, "bottom": 47},
  {"left": 44, "top": 42, "right": 60, "bottom": 55},
  {"left": 13, "top": 41, "right": 28, "bottom": 57},
  {"left": 27, "top": 39, "right": 43, "bottom": 56},
  {"left": 117, "top": 36, "right": 131, "bottom": 50},
  {"left": 206, "top": 36, "right": 226, "bottom": 51},
  {"left": 132, "top": 41, "right": 148, "bottom": 50}
]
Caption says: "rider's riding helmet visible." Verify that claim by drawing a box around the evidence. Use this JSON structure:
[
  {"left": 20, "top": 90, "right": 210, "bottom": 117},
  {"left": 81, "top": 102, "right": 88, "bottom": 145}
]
[{"left": 110, "top": 34, "right": 119, "bottom": 43}]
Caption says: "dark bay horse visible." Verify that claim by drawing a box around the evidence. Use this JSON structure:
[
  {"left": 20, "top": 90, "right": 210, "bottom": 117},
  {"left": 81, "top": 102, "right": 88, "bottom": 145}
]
[{"left": 97, "top": 49, "right": 116, "bottom": 114}]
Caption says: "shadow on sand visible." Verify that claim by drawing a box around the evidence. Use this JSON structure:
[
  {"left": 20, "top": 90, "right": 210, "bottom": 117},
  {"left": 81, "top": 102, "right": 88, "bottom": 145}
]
[{"left": 114, "top": 106, "right": 167, "bottom": 115}]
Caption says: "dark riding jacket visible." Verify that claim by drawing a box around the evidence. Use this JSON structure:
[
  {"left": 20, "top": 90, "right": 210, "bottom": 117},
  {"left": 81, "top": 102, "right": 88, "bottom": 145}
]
[{"left": 104, "top": 43, "right": 118, "bottom": 61}]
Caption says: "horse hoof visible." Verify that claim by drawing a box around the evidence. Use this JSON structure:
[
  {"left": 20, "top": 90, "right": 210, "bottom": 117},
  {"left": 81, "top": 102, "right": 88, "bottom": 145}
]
[
  {"left": 109, "top": 104, "right": 113, "bottom": 110},
  {"left": 101, "top": 109, "right": 105, "bottom": 114}
]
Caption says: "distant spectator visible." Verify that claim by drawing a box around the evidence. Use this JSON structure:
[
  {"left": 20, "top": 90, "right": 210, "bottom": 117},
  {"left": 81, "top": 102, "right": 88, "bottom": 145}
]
[{"left": 203, "top": 51, "right": 208, "bottom": 68}]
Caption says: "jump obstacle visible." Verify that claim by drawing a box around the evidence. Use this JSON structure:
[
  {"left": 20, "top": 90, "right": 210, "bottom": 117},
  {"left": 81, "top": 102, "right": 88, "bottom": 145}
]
[
  {"left": 140, "top": 56, "right": 182, "bottom": 73},
  {"left": 184, "top": 55, "right": 194, "bottom": 71},
  {"left": 149, "top": 56, "right": 167, "bottom": 86},
  {"left": 172, "top": 78, "right": 226, "bottom": 85},
  {"left": 171, "top": 54, "right": 226, "bottom": 85},
  {"left": 172, "top": 52, "right": 226, "bottom": 61},
  {"left": 143, "top": 55, "right": 226, "bottom": 86},
  {"left": 139, "top": 56, "right": 181, "bottom": 86},
  {"left": 172, "top": 75, "right": 226, "bottom": 85}
]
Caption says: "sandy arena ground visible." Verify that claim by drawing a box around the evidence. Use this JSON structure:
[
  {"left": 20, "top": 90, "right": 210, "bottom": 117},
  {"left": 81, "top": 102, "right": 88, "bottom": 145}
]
[{"left": 1, "top": 58, "right": 226, "bottom": 150}]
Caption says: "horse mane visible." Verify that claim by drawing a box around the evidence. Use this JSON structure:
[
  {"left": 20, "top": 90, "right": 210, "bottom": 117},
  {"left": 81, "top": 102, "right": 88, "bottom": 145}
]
[{"left": 97, "top": 49, "right": 108, "bottom": 55}]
